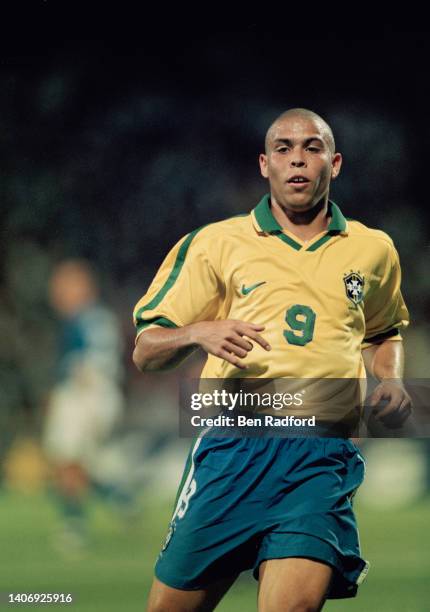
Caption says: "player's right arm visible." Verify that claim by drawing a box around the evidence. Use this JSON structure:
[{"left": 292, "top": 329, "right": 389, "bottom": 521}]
[
  {"left": 133, "top": 319, "right": 270, "bottom": 372},
  {"left": 132, "top": 228, "right": 270, "bottom": 372}
]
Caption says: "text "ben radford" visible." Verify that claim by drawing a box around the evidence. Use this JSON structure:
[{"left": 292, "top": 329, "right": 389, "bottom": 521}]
[{"left": 190, "top": 415, "right": 316, "bottom": 427}]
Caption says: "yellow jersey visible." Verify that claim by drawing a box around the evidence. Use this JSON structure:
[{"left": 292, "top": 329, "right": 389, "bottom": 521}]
[{"left": 133, "top": 194, "right": 409, "bottom": 382}]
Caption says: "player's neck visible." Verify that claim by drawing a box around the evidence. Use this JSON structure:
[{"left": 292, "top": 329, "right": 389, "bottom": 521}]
[{"left": 270, "top": 196, "right": 330, "bottom": 242}]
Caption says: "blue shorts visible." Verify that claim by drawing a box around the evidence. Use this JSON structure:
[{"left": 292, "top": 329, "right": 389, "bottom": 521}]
[{"left": 155, "top": 433, "right": 369, "bottom": 599}]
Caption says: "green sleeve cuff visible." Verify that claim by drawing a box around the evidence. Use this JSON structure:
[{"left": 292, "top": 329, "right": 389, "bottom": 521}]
[
  {"left": 135, "top": 316, "right": 179, "bottom": 334},
  {"left": 363, "top": 327, "right": 400, "bottom": 344}
]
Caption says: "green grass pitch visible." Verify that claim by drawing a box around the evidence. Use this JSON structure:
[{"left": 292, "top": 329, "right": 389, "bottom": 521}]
[{"left": 0, "top": 491, "right": 429, "bottom": 611}]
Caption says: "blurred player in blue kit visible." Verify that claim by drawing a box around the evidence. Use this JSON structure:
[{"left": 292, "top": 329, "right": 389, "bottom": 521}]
[
  {"left": 133, "top": 109, "right": 412, "bottom": 611},
  {"left": 43, "top": 260, "right": 124, "bottom": 549}
]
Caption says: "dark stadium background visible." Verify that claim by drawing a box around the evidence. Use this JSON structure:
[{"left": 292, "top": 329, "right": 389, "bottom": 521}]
[{"left": 0, "top": 20, "right": 429, "bottom": 611}]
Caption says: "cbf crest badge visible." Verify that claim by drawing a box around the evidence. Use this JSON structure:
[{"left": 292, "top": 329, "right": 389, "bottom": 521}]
[{"left": 344, "top": 271, "right": 365, "bottom": 307}]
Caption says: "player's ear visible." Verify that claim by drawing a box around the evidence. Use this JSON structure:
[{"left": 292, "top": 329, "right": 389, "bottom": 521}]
[
  {"left": 259, "top": 153, "right": 269, "bottom": 178},
  {"left": 331, "top": 152, "right": 342, "bottom": 180}
]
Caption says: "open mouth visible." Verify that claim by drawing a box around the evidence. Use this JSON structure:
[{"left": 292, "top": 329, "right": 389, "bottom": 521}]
[{"left": 287, "top": 176, "right": 310, "bottom": 184}]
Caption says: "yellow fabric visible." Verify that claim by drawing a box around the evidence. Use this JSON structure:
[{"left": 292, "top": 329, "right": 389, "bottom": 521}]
[{"left": 133, "top": 198, "right": 409, "bottom": 381}]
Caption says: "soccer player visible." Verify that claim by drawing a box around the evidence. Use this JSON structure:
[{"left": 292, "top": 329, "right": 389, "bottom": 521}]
[
  {"left": 133, "top": 108, "right": 411, "bottom": 611},
  {"left": 43, "top": 260, "right": 124, "bottom": 550}
]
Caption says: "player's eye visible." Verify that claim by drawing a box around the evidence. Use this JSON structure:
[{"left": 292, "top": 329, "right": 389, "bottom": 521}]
[
  {"left": 276, "top": 146, "right": 289, "bottom": 153},
  {"left": 306, "top": 147, "right": 320, "bottom": 152}
]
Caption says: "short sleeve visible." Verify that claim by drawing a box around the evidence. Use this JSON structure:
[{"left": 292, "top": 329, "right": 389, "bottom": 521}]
[
  {"left": 133, "top": 228, "right": 223, "bottom": 340},
  {"left": 362, "top": 243, "right": 409, "bottom": 348}
]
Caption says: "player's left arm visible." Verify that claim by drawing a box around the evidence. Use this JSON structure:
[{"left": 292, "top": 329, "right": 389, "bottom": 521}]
[
  {"left": 361, "top": 237, "right": 411, "bottom": 424},
  {"left": 362, "top": 340, "right": 412, "bottom": 423}
]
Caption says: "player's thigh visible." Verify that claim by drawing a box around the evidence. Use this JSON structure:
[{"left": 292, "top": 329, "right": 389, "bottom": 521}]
[
  {"left": 258, "top": 558, "right": 333, "bottom": 612},
  {"left": 147, "top": 574, "right": 239, "bottom": 612}
]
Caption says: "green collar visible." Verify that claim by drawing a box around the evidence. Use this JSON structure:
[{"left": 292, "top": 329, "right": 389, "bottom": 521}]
[{"left": 253, "top": 193, "right": 347, "bottom": 235}]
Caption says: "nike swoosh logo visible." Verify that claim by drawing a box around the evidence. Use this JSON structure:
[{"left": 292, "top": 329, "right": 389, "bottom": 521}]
[{"left": 241, "top": 281, "right": 266, "bottom": 296}]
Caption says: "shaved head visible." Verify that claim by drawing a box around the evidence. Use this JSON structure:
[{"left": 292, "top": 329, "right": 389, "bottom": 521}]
[
  {"left": 265, "top": 108, "right": 335, "bottom": 155},
  {"left": 259, "top": 107, "right": 342, "bottom": 214}
]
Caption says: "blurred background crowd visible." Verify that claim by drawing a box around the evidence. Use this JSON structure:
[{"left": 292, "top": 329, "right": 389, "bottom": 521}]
[{"left": 0, "top": 27, "right": 429, "bottom": 610}]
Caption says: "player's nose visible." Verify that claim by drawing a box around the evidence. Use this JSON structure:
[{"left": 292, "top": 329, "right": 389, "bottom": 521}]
[{"left": 290, "top": 158, "right": 306, "bottom": 167}]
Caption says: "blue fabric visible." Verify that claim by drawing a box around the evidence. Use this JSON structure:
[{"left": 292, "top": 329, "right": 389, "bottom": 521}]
[
  {"left": 155, "top": 436, "right": 367, "bottom": 599},
  {"left": 55, "top": 304, "right": 122, "bottom": 383}
]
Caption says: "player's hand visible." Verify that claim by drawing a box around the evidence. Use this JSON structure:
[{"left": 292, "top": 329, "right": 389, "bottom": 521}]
[
  {"left": 369, "top": 379, "right": 413, "bottom": 425},
  {"left": 189, "top": 320, "right": 271, "bottom": 369}
]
